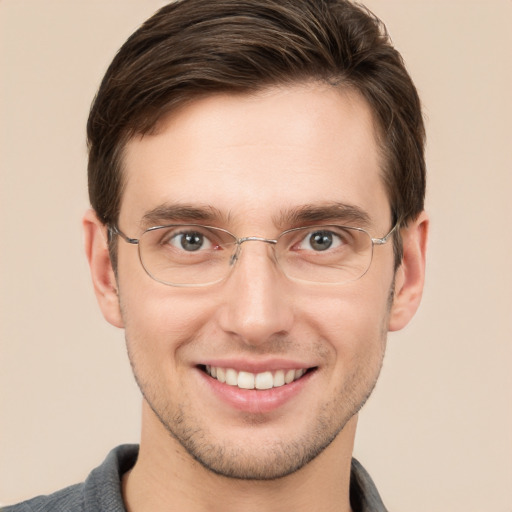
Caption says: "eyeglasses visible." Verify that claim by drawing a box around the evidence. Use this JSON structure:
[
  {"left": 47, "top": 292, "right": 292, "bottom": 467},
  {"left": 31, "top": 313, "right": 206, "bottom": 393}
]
[{"left": 109, "top": 222, "right": 398, "bottom": 287}]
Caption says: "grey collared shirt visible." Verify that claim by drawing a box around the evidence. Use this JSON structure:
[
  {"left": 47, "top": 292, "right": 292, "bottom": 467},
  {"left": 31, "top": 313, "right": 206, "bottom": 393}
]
[{"left": 3, "top": 445, "right": 388, "bottom": 511}]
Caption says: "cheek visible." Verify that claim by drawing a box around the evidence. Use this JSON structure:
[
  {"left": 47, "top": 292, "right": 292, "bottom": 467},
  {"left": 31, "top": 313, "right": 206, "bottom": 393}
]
[
  {"left": 299, "top": 281, "right": 391, "bottom": 361},
  {"left": 118, "top": 277, "right": 215, "bottom": 360}
]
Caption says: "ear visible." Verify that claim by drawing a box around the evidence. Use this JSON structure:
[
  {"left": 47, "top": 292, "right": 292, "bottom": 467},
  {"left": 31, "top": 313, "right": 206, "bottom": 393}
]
[
  {"left": 82, "top": 209, "right": 124, "bottom": 328},
  {"left": 388, "top": 211, "right": 429, "bottom": 332}
]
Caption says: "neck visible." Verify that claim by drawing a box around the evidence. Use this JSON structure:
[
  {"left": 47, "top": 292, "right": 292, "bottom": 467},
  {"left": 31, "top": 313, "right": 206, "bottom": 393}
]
[{"left": 122, "top": 403, "right": 357, "bottom": 512}]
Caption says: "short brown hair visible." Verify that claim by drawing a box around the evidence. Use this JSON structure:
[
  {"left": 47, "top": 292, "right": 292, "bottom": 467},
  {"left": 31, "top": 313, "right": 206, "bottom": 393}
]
[{"left": 87, "top": 0, "right": 425, "bottom": 264}]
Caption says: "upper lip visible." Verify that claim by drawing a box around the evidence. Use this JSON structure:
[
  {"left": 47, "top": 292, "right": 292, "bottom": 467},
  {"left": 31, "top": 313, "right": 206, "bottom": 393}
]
[{"left": 198, "top": 358, "right": 316, "bottom": 373}]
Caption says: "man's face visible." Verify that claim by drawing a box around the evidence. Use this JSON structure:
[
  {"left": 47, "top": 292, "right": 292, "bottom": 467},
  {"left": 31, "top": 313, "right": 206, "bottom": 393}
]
[{"left": 115, "top": 84, "right": 396, "bottom": 479}]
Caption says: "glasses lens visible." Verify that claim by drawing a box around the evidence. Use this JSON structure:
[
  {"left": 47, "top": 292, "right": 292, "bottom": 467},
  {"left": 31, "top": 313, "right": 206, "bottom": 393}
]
[
  {"left": 138, "top": 225, "right": 237, "bottom": 286},
  {"left": 276, "top": 225, "right": 373, "bottom": 284},
  {"left": 135, "top": 224, "right": 374, "bottom": 286}
]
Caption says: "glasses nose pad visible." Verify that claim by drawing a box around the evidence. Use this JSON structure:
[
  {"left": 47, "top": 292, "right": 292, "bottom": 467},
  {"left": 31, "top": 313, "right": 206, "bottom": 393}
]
[{"left": 229, "top": 244, "right": 242, "bottom": 266}]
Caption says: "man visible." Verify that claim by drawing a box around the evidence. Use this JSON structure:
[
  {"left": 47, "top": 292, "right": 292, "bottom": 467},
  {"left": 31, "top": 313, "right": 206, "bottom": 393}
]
[{"left": 5, "top": 0, "right": 428, "bottom": 510}]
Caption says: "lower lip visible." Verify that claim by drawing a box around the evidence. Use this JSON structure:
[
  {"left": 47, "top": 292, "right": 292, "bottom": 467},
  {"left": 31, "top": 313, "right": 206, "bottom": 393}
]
[{"left": 197, "top": 368, "right": 314, "bottom": 414}]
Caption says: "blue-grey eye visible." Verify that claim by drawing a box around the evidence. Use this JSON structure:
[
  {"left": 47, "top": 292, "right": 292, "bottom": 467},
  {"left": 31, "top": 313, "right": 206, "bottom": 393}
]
[
  {"left": 169, "top": 231, "right": 213, "bottom": 251},
  {"left": 310, "top": 231, "right": 333, "bottom": 251},
  {"left": 298, "top": 230, "right": 343, "bottom": 251}
]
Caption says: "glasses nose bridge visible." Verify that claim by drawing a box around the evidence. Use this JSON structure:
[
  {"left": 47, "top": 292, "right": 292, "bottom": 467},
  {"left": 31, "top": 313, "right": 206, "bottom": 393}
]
[
  {"left": 230, "top": 236, "right": 278, "bottom": 266},
  {"left": 237, "top": 236, "right": 278, "bottom": 246}
]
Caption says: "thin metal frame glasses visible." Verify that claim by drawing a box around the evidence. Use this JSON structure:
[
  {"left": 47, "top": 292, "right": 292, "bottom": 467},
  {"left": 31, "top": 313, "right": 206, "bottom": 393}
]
[{"left": 109, "top": 222, "right": 398, "bottom": 287}]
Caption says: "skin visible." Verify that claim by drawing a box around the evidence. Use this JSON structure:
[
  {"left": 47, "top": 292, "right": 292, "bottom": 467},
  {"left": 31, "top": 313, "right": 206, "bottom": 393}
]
[{"left": 84, "top": 83, "right": 428, "bottom": 512}]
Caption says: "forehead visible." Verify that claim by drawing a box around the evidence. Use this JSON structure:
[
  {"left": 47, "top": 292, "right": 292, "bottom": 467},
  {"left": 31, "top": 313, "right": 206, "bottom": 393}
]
[{"left": 120, "top": 83, "right": 390, "bottom": 232}]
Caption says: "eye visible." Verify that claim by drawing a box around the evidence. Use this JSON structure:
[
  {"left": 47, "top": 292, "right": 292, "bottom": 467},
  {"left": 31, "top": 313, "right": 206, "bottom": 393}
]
[
  {"left": 297, "top": 229, "right": 345, "bottom": 252},
  {"left": 167, "top": 231, "right": 214, "bottom": 252}
]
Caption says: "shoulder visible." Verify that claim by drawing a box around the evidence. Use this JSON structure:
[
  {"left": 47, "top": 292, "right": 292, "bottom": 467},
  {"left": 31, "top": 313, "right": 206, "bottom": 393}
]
[
  {"left": 350, "top": 458, "right": 389, "bottom": 512},
  {"left": 2, "top": 445, "right": 139, "bottom": 512},
  {"left": 2, "top": 483, "right": 84, "bottom": 512}
]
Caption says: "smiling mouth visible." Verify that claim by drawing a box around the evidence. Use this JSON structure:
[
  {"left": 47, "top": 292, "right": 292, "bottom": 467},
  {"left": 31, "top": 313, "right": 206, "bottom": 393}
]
[{"left": 200, "top": 365, "right": 315, "bottom": 390}]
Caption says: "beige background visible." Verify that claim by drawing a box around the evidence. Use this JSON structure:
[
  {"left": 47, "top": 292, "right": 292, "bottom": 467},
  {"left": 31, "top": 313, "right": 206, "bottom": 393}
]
[{"left": 1, "top": 1, "right": 511, "bottom": 510}]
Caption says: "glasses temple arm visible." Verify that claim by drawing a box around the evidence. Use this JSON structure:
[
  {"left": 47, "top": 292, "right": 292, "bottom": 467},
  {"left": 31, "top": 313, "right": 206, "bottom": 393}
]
[
  {"left": 371, "top": 220, "right": 401, "bottom": 245},
  {"left": 108, "top": 225, "right": 140, "bottom": 245}
]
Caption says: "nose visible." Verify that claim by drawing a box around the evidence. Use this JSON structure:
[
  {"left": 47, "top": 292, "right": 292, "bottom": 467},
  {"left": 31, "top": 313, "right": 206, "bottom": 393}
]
[{"left": 217, "top": 241, "right": 294, "bottom": 346}]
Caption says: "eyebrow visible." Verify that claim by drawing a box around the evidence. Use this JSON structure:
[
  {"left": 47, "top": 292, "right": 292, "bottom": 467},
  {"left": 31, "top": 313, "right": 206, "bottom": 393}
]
[
  {"left": 140, "top": 203, "right": 227, "bottom": 228},
  {"left": 274, "top": 202, "right": 372, "bottom": 229},
  {"left": 139, "top": 201, "right": 372, "bottom": 230}
]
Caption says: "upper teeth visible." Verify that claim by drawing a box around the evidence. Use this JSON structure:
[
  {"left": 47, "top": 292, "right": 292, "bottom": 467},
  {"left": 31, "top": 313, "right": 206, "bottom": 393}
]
[{"left": 205, "top": 366, "right": 306, "bottom": 390}]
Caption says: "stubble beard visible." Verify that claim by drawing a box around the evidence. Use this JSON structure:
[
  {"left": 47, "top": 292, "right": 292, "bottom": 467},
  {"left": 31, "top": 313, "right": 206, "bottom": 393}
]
[
  {"left": 122, "top": 283, "right": 393, "bottom": 481},
  {"left": 126, "top": 338, "right": 386, "bottom": 481}
]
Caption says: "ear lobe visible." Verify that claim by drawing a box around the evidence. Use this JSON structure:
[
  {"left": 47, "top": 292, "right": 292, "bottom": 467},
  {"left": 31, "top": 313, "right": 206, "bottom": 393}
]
[
  {"left": 388, "top": 211, "right": 429, "bottom": 332},
  {"left": 83, "top": 209, "right": 124, "bottom": 328}
]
